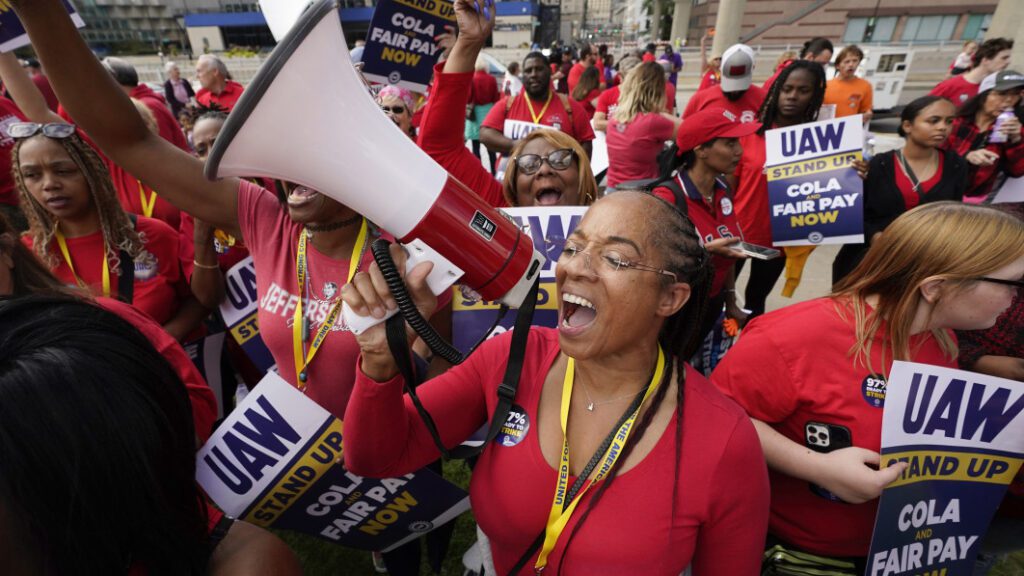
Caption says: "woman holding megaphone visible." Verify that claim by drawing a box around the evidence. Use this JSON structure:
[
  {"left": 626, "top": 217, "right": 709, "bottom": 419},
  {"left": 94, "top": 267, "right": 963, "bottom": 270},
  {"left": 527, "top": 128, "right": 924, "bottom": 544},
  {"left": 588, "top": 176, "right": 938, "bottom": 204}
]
[
  {"left": 417, "top": 3, "right": 597, "bottom": 208},
  {"left": 4, "top": 0, "right": 453, "bottom": 424},
  {"left": 340, "top": 5, "right": 769, "bottom": 576}
]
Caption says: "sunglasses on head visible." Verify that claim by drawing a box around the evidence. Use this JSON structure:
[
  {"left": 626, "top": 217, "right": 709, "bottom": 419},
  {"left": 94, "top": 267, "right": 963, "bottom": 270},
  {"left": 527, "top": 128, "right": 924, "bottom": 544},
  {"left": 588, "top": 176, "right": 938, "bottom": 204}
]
[
  {"left": 7, "top": 122, "right": 76, "bottom": 140},
  {"left": 514, "top": 148, "right": 575, "bottom": 175},
  {"left": 380, "top": 104, "right": 407, "bottom": 115}
]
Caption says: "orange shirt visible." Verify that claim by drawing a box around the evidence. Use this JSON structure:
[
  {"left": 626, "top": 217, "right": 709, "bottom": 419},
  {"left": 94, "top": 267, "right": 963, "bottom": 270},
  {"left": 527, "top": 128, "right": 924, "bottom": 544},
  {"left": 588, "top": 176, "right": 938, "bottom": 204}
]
[{"left": 824, "top": 76, "right": 873, "bottom": 118}]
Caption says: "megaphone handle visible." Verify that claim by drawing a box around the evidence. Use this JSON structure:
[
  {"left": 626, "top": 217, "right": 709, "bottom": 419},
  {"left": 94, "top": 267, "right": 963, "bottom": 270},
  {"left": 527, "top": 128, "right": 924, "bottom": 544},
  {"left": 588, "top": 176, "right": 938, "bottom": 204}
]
[{"left": 342, "top": 239, "right": 464, "bottom": 335}]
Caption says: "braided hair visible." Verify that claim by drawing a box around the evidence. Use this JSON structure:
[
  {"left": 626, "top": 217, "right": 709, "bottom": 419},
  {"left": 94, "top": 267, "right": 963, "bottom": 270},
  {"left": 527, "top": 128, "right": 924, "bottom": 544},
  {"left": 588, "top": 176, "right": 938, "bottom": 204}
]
[
  {"left": 14, "top": 133, "right": 148, "bottom": 272},
  {"left": 556, "top": 192, "right": 712, "bottom": 572},
  {"left": 756, "top": 60, "right": 826, "bottom": 135}
]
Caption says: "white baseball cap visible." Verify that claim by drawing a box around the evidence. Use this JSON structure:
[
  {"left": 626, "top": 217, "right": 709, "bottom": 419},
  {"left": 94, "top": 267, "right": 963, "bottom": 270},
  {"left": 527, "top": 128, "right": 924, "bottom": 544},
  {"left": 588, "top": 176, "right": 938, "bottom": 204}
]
[{"left": 720, "top": 44, "right": 755, "bottom": 92}]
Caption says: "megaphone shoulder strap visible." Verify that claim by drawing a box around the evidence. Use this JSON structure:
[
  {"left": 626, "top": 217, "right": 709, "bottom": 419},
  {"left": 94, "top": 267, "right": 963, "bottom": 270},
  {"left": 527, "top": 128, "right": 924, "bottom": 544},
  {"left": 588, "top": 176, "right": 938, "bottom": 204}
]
[{"left": 386, "top": 279, "right": 540, "bottom": 460}]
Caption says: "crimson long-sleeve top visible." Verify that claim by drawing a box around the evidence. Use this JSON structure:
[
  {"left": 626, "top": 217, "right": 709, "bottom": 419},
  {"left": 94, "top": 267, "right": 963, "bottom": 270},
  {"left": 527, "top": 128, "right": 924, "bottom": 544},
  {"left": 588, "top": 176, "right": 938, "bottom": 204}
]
[
  {"left": 942, "top": 116, "right": 1024, "bottom": 201},
  {"left": 344, "top": 327, "right": 769, "bottom": 575}
]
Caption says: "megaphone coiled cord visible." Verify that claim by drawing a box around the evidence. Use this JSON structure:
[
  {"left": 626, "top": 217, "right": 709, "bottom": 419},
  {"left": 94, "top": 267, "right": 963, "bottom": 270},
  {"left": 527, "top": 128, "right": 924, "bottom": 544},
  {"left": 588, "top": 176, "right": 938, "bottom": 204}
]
[{"left": 370, "top": 238, "right": 508, "bottom": 365}]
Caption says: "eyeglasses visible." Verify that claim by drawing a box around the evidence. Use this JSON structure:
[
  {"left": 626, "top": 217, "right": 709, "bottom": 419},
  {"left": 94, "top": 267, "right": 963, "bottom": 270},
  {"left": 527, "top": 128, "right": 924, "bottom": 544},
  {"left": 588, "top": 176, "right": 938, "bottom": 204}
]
[
  {"left": 514, "top": 148, "right": 575, "bottom": 175},
  {"left": 380, "top": 105, "right": 407, "bottom": 115},
  {"left": 973, "top": 276, "right": 1024, "bottom": 290},
  {"left": 7, "top": 122, "right": 76, "bottom": 140},
  {"left": 559, "top": 240, "right": 677, "bottom": 281}
]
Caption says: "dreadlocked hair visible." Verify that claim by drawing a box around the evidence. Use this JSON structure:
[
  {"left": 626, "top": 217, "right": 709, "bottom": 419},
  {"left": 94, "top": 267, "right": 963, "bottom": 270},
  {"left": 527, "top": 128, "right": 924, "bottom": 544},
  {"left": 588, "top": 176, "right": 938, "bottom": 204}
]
[
  {"left": 14, "top": 133, "right": 148, "bottom": 272},
  {"left": 556, "top": 192, "right": 711, "bottom": 573},
  {"left": 756, "top": 60, "right": 826, "bottom": 135}
]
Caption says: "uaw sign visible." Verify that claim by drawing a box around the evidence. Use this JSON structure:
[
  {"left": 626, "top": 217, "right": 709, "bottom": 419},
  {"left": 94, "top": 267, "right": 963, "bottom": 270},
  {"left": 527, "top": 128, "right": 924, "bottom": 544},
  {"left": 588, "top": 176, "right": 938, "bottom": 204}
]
[
  {"left": 197, "top": 372, "right": 470, "bottom": 551},
  {"left": 765, "top": 115, "right": 864, "bottom": 246},
  {"left": 866, "top": 362, "right": 1024, "bottom": 576}
]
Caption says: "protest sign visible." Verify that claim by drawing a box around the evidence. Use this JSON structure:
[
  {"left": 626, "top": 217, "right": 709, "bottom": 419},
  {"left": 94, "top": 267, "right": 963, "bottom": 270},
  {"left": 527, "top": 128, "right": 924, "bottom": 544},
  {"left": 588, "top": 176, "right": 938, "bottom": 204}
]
[
  {"left": 0, "top": 1, "right": 84, "bottom": 52},
  {"left": 866, "top": 361, "right": 1024, "bottom": 576},
  {"left": 197, "top": 372, "right": 470, "bottom": 552},
  {"left": 991, "top": 176, "right": 1024, "bottom": 204},
  {"left": 219, "top": 256, "right": 277, "bottom": 374},
  {"left": 452, "top": 206, "right": 587, "bottom": 352},
  {"left": 362, "top": 0, "right": 455, "bottom": 92},
  {"left": 765, "top": 115, "right": 864, "bottom": 246}
]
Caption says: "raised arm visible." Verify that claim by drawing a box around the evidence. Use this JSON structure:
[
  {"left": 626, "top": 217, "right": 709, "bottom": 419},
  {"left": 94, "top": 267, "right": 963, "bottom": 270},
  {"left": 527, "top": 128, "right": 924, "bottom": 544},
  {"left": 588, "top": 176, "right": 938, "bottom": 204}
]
[
  {"left": 0, "top": 52, "right": 61, "bottom": 123},
  {"left": 9, "top": 0, "right": 240, "bottom": 233}
]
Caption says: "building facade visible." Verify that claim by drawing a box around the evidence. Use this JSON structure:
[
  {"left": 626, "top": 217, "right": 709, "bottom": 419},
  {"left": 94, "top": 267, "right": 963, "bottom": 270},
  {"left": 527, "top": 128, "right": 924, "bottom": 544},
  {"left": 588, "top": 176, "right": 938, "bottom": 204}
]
[{"left": 684, "top": 0, "right": 996, "bottom": 48}]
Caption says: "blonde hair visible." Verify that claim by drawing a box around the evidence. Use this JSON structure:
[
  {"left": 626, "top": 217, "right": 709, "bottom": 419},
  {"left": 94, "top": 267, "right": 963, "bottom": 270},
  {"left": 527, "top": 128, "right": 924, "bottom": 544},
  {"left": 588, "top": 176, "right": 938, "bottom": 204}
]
[
  {"left": 832, "top": 202, "right": 1024, "bottom": 375},
  {"left": 14, "top": 133, "right": 149, "bottom": 272},
  {"left": 612, "top": 62, "right": 666, "bottom": 124},
  {"left": 131, "top": 99, "right": 160, "bottom": 135},
  {"left": 502, "top": 129, "right": 596, "bottom": 206},
  {"left": 776, "top": 51, "right": 798, "bottom": 69}
]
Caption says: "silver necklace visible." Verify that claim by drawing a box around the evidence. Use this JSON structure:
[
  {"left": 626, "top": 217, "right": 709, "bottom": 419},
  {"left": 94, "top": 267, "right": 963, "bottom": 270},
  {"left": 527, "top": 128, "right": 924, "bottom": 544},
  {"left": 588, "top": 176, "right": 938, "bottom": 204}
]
[{"left": 576, "top": 375, "right": 644, "bottom": 412}]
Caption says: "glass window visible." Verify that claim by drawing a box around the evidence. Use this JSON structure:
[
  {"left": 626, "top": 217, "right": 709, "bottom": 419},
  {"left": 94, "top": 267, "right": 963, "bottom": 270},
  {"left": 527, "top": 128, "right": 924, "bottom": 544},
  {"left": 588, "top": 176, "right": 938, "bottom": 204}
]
[
  {"left": 843, "top": 17, "right": 868, "bottom": 43},
  {"left": 963, "top": 14, "right": 993, "bottom": 41},
  {"left": 868, "top": 16, "right": 897, "bottom": 42},
  {"left": 902, "top": 14, "right": 957, "bottom": 42}
]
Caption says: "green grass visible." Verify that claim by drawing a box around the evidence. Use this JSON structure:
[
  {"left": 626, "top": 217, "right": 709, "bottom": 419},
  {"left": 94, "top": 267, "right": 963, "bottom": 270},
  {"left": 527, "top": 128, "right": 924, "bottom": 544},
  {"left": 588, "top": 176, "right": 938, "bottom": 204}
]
[{"left": 276, "top": 459, "right": 477, "bottom": 575}]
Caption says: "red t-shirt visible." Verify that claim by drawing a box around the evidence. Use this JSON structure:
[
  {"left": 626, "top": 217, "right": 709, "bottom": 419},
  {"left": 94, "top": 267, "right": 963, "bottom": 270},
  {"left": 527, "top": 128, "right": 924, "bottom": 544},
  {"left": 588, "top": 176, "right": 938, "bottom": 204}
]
[
  {"left": 733, "top": 131, "right": 772, "bottom": 246},
  {"left": 237, "top": 180, "right": 384, "bottom": 419},
  {"left": 482, "top": 91, "right": 595, "bottom": 144},
  {"left": 25, "top": 217, "right": 189, "bottom": 326},
  {"left": 97, "top": 297, "right": 217, "bottom": 442},
  {"left": 642, "top": 52, "right": 656, "bottom": 63},
  {"left": 418, "top": 64, "right": 506, "bottom": 207},
  {"left": 470, "top": 70, "right": 500, "bottom": 106},
  {"left": 605, "top": 112, "right": 675, "bottom": 187},
  {"left": 0, "top": 97, "right": 27, "bottom": 206},
  {"left": 682, "top": 84, "right": 765, "bottom": 123},
  {"left": 654, "top": 173, "right": 742, "bottom": 296},
  {"left": 344, "top": 327, "right": 769, "bottom": 575},
  {"left": 129, "top": 84, "right": 189, "bottom": 152},
  {"left": 32, "top": 73, "right": 60, "bottom": 112},
  {"left": 697, "top": 70, "right": 720, "bottom": 92},
  {"left": 712, "top": 297, "right": 957, "bottom": 557},
  {"left": 929, "top": 74, "right": 980, "bottom": 107},
  {"left": 893, "top": 153, "right": 945, "bottom": 210},
  {"left": 594, "top": 84, "right": 675, "bottom": 118},
  {"left": 197, "top": 80, "right": 245, "bottom": 112}
]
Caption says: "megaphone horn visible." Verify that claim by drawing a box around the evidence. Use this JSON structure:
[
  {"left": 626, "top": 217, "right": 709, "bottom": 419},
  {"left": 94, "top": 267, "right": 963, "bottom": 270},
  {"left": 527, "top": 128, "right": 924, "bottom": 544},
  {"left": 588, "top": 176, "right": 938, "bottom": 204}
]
[{"left": 205, "top": 0, "right": 543, "bottom": 332}]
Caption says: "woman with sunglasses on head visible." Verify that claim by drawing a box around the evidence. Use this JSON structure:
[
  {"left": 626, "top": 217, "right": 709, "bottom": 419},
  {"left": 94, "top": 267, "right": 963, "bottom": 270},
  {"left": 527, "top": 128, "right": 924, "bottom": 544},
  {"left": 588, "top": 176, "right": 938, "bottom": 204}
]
[
  {"left": 732, "top": 60, "right": 829, "bottom": 318},
  {"left": 833, "top": 96, "right": 967, "bottom": 284},
  {"left": 0, "top": 295, "right": 300, "bottom": 576},
  {"left": 344, "top": 185, "right": 767, "bottom": 576},
  {"left": 604, "top": 61, "right": 680, "bottom": 190},
  {"left": 417, "top": 5, "right": 596, "bottom": 208},
  {"left": 941, "top": 70, "right": 1024, "bottom": 203},
  {"left": 8, "top": 120, "right": 209, "bottom": 342},
  {"left": 713, "top": 202, "right": 1024, "bottom": 575}
]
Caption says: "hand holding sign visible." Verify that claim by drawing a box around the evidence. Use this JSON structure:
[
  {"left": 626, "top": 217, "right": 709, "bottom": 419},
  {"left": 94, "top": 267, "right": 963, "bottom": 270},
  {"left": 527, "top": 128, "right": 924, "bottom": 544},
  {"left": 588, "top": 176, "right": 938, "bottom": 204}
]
[{"left": 817, "top": 447, "right": 909, "bottom": 504}]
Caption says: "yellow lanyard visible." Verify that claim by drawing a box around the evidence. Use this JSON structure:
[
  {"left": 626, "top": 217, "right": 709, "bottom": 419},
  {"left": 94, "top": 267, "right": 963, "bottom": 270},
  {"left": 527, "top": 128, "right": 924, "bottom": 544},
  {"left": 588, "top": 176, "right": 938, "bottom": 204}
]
[
  {"left": 137, "top": 180, "right": 157, "bottom": 219},
  {"left": 55, "top": 227, "right": 111, "bottom": 297},
  {"left": 535, "top": 347, "right": 666, "bottom": 572},
  {"left": 291, "top": 218, "right": 368, "bottom": 390},
  {"left": 525, "top": 92, "right": 554, "bottom": 125}
]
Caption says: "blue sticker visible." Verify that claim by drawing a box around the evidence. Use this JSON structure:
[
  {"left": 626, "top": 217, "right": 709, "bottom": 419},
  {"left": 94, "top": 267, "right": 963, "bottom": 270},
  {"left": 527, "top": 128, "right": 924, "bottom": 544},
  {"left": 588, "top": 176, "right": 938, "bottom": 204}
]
[
  {"left": 862, "top": 374, "right": 887, "bottom": 408},
  {"left": 494, "top": 404, "right": 530, "bottom": 447}
]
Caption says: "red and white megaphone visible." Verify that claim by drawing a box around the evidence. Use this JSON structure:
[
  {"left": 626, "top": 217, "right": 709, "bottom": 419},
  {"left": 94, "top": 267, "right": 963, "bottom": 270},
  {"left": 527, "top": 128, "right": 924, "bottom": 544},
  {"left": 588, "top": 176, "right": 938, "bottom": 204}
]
[{"left": 205, "top": 0, "right": 543, "bottom": 333}]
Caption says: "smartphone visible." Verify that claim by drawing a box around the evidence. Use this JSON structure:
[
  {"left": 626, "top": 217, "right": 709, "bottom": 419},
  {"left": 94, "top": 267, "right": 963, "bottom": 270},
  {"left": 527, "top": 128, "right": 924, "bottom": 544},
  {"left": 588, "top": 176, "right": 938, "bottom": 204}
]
[
  {"left": 736, "top": 241, "right": 781, "bottom": 260},
  {"left": 804, "top": 422, "right": 853, "bottom": 502}
]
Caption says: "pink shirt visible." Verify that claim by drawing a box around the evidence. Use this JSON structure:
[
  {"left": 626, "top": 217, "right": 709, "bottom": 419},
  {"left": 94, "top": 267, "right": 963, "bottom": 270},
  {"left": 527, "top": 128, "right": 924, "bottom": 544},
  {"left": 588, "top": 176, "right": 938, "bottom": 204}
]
[
  {"left": 344, "top": 327, "right": 769, "bottom": 575},
  {"left": 237, "top": 181, "right": 382, "bottom": 419},
  {"left": 605, "top": 112, "right": 675, "bottom": 187}
]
